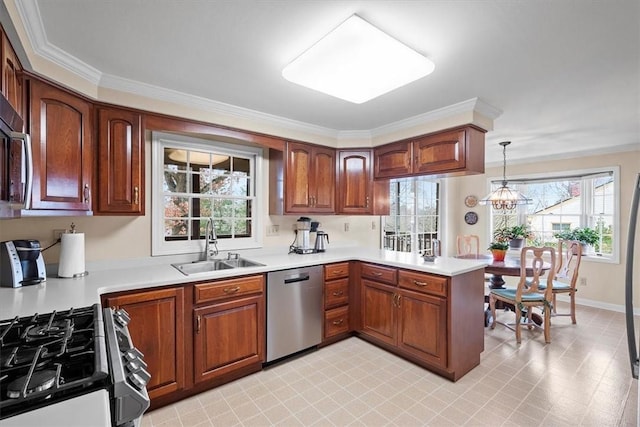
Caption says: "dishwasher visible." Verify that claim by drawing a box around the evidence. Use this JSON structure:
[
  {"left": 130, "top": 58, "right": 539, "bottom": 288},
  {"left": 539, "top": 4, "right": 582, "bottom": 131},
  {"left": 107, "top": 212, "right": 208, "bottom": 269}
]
[{"left": 266, "top": 265, "right": 323, "bottom": 362}]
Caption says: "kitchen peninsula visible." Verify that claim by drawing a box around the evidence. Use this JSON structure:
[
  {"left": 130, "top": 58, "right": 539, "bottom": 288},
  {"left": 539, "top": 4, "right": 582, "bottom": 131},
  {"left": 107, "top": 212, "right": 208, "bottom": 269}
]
[{"left": 0, "top": 247, "right": 486, "bottom": 409}]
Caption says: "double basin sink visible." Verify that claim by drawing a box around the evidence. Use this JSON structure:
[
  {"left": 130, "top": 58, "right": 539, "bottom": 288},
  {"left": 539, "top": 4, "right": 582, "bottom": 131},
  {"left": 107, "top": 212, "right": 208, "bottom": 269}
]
[{"left": 172, "top": 257, "right": 265, "bottom": 276}]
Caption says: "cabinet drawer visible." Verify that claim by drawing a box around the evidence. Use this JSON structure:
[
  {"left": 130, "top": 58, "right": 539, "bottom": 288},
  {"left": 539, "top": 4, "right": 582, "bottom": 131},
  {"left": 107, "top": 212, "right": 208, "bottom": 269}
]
[
  {"left": 194, "top": 275, "right": 264, "bottom": 304},
  {"left": 399, "top": 270, "right": 447, "bottom": 297},
  {"left": 325, "top": 262, "right": 350, "bottom": 280},
  {"left": 325, "top": 278, "right": 349, "bottom": 309},
  {"left": 325, "top": 306, "right": 350, "bottom": 338},
  {"left": 361, "top": 263, "right": 397, "bottom": 285}
]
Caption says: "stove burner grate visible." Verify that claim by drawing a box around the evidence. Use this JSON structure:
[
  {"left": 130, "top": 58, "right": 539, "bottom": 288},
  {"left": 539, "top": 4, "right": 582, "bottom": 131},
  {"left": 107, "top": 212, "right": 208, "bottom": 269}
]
[{"left": 6, "top": 368, "right": 60, "bottom": 399}]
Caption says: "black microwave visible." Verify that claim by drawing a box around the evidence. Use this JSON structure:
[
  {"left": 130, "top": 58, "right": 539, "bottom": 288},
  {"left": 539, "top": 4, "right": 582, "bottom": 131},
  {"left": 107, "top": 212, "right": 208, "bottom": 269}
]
[{"left": 0, "top": 94, "right": 31, "bottom": 219}]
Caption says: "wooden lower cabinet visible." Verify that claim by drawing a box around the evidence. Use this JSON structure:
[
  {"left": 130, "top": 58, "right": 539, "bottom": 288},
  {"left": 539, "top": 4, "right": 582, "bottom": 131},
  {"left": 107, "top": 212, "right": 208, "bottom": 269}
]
[
  {"left": 397, "top": 289, "right": 446, "bottom": 368},
  {"left": 359, "top": 263, "right": 483, "bottom": 381},
  {"left": 192, "top": 275, "right": 265, "bottom": 384},
  {"left": 193, "top": 295, "right": 264, "bottom": 383},
  {"left": 103, "top": 287, "right": 185, "bottom": 400},
  {"left": 323, "top": 263, "right": 351, "bottom": 341}
]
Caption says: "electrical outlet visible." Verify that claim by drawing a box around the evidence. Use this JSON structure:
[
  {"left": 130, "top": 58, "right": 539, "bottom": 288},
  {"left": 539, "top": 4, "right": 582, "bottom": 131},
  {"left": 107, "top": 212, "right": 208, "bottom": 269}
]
[
  {"left": 579, "top": 277, "right": 587, "bottom": 286},
  {"left": 266, "top": 225, "right": 279, "bottom": 236},
  {"left": 344, "top": 222, "right": 350, "bottom": 232},
  {"left": 52, "top": 229, "right": 66, "bottom": 241}
]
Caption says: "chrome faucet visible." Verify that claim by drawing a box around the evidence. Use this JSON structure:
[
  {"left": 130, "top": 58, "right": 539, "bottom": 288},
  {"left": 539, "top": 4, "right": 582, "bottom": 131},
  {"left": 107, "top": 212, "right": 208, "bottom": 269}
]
[{"left": 203, "top": 218, "right": 218, "bottom": 260}]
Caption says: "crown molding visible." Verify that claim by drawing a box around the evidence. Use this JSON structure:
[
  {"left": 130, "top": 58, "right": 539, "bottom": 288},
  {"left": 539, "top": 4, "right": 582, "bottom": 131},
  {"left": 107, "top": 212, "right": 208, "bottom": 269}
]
[
  {"left": 12, "top": 0, "right": 498, "bottom": 143},
  {"left": 14, "top": 0, "right": 102, "bottom": 84}
]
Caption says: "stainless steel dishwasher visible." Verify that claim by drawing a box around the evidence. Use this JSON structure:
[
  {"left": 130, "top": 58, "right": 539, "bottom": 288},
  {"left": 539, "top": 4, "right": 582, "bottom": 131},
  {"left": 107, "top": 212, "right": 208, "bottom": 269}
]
[{"left": 266, "top": 265, "right": 323, "bottom": 362}]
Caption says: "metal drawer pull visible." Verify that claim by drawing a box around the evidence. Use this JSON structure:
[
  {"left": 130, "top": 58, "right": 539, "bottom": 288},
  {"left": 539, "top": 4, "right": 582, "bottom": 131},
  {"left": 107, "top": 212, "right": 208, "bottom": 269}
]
[
  {"left": 332, "top": 319, "right": 344, "bottom": 325},
  {"left": 413, "top": 280, "right": 427, "bottom": 287},
  {"left": 196, "top": 315, "right": 201, "bottom": 333},
  {"left": 332, "top": 290, "right": 343, "bottom": 296},
  {"left": 373, "top": 272, "right": 383, "bottom": 276},
  {"left": 134, "top": 186, "right": 139, "bottom": 205},
  {"left": 83, "top": 184, "right": 90, "bottom": 203},
  {"left": 332, "top": 270, "right": 344, "bottom": 275},
  {"left": 223, "top": 286, "right": 241, "bottom": 294}
]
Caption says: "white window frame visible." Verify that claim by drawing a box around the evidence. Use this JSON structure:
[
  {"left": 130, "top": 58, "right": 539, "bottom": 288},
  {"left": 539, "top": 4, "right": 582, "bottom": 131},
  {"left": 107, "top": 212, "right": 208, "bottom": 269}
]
[
  {"left": 381, "top": 177, "right": 444, "bottom": 254},
  {"left": 485, "top": 166, "right": 620, "bottom": 263},
  {"left": 152, "top": 132, "right": 263, "bottom": 256}
]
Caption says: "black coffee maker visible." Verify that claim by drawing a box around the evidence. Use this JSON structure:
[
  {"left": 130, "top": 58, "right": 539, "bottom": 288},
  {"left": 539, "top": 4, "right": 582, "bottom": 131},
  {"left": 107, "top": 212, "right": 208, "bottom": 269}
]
[{"left": 0, "top": 239, "right": 47, "bottom": 287}]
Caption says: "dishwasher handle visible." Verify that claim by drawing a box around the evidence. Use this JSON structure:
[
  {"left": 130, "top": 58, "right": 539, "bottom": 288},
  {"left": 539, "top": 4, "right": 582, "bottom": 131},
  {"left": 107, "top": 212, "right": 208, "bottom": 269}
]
[{"left": 284, "top": 273, "right": 310, "bottom": 284}]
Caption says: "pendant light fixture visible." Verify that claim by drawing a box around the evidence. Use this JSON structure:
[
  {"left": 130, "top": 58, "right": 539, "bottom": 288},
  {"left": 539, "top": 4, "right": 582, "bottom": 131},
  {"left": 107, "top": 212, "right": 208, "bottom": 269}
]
[{"left": 479, "top": 141, "right": 532, "bottom": 210}]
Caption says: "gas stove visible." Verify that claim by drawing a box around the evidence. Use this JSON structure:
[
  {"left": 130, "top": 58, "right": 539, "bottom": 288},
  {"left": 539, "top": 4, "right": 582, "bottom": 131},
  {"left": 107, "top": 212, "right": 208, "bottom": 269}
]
[{"left": 0, "top": 304, "right": 149, "bottom": 426}]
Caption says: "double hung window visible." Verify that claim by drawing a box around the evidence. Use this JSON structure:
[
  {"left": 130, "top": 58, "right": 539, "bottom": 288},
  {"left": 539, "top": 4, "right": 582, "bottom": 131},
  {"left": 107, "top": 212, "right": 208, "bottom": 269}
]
[
  {"left": 382, "top": 177, "right": 441, "bottom": 254},
  {"left": 152, "top": 132, "right": 263, "bottom": 256},
  {"left": 489, "top": 167, "right": 618, "bottom": 261}
]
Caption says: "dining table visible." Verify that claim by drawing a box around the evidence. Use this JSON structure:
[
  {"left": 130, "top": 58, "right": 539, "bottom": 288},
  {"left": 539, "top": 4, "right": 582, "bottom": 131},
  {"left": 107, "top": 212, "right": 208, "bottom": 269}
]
[{"left": 455, "top": 253, "right": 553, "bottom": 325}]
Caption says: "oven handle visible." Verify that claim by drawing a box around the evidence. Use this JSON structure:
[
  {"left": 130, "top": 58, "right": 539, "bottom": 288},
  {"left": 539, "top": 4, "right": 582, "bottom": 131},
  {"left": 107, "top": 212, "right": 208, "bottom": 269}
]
[{"left": 11, "top": 132, "right": 32, "bottom": 210}]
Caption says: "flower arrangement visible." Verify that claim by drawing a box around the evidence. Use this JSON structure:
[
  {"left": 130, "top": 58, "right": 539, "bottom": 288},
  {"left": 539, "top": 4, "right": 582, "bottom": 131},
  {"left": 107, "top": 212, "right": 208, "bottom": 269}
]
[{"left": 488, "top": 241, "right": 509, "bottom": 251}]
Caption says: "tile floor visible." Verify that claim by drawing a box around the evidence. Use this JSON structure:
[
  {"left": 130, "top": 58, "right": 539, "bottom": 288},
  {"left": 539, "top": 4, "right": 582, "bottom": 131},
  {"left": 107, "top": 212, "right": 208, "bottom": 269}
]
[{"left": 142, "top": 302, "right": 638, "bottom": 426}]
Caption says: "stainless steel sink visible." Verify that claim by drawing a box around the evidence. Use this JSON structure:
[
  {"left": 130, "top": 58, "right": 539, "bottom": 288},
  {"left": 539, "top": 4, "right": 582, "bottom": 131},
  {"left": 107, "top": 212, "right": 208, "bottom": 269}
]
[
  {"left": 221, "top": 258, "right": 265, "bottom": 268},
  {"left": 171, "top": 257, "right": 264, "bottom": 276}
]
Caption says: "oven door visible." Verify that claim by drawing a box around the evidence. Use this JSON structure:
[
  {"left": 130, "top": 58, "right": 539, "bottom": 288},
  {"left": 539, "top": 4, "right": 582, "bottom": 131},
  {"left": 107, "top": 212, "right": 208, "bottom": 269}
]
[{"left": 0, "top": 126, "right": 32, "bottom": 218}]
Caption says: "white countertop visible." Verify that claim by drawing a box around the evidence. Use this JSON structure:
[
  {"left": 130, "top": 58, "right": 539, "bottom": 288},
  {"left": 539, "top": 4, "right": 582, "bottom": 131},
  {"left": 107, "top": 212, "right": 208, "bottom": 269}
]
[{"left": 1, "top": 246, "right": 486, "bottom": 318}]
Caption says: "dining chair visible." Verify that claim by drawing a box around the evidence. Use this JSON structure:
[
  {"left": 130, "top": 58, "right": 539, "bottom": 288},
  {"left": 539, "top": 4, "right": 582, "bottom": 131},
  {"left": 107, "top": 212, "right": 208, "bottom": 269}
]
[
  {"left": 489, "top": 246, "right": 556, "bottom": 343},
  {"left": 538, "top": 239, "right": 582, "bottom": 324},
  {"left": 456, "top": 234, "right": 480, "bottom": 257}
]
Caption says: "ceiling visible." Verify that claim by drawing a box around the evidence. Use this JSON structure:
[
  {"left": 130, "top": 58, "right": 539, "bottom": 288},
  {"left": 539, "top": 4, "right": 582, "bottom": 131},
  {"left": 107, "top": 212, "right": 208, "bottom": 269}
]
[{"left": 4, "top": 0, "right": 640, "bottom": 164}]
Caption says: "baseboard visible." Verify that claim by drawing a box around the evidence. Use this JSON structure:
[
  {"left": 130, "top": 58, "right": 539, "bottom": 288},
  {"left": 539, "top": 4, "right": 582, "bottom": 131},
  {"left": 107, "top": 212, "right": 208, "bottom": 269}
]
[{"left": 555, "top": 294, "right": 640, "bottom": 316}]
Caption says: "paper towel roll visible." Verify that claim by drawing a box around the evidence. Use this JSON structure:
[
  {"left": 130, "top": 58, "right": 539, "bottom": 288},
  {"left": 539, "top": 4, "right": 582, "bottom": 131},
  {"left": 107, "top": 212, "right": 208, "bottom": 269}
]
[{"left": 58, "top": 233, "right": 86, "bottom": 278}]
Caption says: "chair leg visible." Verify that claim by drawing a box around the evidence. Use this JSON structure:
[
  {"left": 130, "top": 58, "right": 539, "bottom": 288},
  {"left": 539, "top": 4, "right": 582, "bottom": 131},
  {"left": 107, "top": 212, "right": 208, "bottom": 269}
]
[
  {"left": 552, "top": 293, "right": 557, "bottom": 314},
  {"left": 489, "top": 295, "right": 497, "bottom": 329},
  {"left": 543, "top": 305, "right": 551, "bottom": 343},
  {"left": 570, "top": 291, "right": 577, "bottom": 324},
  {"left": 515, "top": 305, "right": 522, "bottom": 343}
]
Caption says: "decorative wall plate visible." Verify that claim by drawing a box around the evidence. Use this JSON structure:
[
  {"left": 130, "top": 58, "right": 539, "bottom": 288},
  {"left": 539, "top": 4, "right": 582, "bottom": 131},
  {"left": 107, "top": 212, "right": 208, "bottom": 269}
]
[
  {"left": 464, "top": 195, "right": 478, "bottom": 208},
  {"left": 464, "top": 211, "right": 478, "bottom": 225}
]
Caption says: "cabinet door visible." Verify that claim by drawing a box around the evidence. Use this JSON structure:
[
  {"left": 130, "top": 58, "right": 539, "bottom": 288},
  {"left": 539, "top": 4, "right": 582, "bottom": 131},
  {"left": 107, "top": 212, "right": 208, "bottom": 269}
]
[
  {"left": 29, "top": 80, "right": 93, "bottom": 211},
  {"left": 374, "top": 141, "right": 412, "bottom": 179},
  {"left": 413, "top": 129, "right": 466, "bottom": 174},
  {"left": 97, "top": 108, "right": 143, "bottom": 214},
  {"left": 285, "top": 142, "right": 335, "bottom": 213},
  {"left": 2, "top": 32, "right": 23, "bottom": 120},
  {"left": 337, "top": 150, "right": 370, "bottom": 214},
  {"left": 397, "top": 289, "right": 447, "bottom": 368},
  {"left": 193, "top": 295, "right": 264, "bottom": 383},
  {"left": 105, "top": 287, "right": 185, "bottom": 400},
  {"left": 361, "top": 279, "right": 397, "bottom": 346},
  {"left": 311, "top": 146, "right": 335, "bottom": 213}
]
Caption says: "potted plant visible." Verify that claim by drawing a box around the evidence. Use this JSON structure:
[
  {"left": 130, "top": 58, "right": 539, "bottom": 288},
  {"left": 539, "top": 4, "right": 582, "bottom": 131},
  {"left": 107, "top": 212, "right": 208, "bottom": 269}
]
[
  {"left": 493, "top": 225, "right": 533, "bottom": 249},
  {"left": 488, "top": 241, "right": 509, "bottom": 261},
  {"left": 554, "top": 227, "right": 599, "bottom": 253}
]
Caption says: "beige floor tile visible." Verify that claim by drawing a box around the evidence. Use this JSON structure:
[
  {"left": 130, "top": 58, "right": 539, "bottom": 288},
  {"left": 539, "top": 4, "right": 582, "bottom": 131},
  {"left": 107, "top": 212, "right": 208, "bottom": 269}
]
[{"left": 141, "top": 305, "right": 635, "bottom": 427}]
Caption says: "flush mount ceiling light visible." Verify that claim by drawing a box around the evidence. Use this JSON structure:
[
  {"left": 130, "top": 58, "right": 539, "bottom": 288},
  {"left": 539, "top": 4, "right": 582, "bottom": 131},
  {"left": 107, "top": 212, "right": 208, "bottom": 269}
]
[
  {"left": 479, "top": 141, "right": 532, "bottom": 210},
  {"left": 282, "top": 15, "right": 435, "bottom": 104}
]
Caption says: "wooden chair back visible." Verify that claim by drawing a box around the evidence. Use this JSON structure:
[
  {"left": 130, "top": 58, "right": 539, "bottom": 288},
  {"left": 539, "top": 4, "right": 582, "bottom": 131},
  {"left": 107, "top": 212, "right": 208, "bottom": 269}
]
[
  {"left": 456, "top": 234, "right": 480, "bottom": 257},
  {"left": 555, "top": 240, "right": 582, "bottom": 289},
  {"left": 516, "top": 246, "right": 556, "bottom": 302}
]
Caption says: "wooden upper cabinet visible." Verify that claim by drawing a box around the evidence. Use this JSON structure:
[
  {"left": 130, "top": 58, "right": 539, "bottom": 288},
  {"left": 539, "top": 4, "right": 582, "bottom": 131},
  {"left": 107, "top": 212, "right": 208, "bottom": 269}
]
[
  {"left": 337, "top": 149, "right": 389, "bottom": 215},
  {"left": 373, "top": 126, "right": 485, "bottom": 179},
  {"left": 97, "top": 107, "right": 144, "bottom": 215},
  {"left": 29, "top": 79, "right": 93, "bottom": 211},
  {"left": 374, "top": 141, "right": 412, "bottom": 179},
  {"left": 1, "top": 26, "right": 24, "bottom": 121},
  {"left": 271, "top": 141, "right": 335, "bottom": 214}
]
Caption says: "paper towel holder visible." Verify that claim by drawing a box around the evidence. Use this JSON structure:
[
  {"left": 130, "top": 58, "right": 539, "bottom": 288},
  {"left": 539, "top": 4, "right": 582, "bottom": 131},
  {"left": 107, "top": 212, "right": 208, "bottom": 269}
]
[{"left": 57, "top": 223, "right": 89, "bottom": 279}]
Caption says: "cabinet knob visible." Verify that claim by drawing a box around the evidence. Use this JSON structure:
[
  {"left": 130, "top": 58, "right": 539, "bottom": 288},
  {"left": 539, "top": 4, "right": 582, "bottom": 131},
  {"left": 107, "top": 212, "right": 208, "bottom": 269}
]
[
  {"left": 133, "top": 186, "right": 139, "bottom": 205},
  {"left": 83, "top": 184, "right": 90, "bottom": 204}
]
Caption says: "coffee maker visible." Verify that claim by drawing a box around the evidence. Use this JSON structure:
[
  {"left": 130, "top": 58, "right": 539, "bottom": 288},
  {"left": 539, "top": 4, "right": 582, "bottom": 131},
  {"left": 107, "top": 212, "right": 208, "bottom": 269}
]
[
  {"left": 0, "top": 240, "right": 47, "bottom": 287},
  {"left": 289, "top": 217, "right": 315, "bottom": 254}
]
